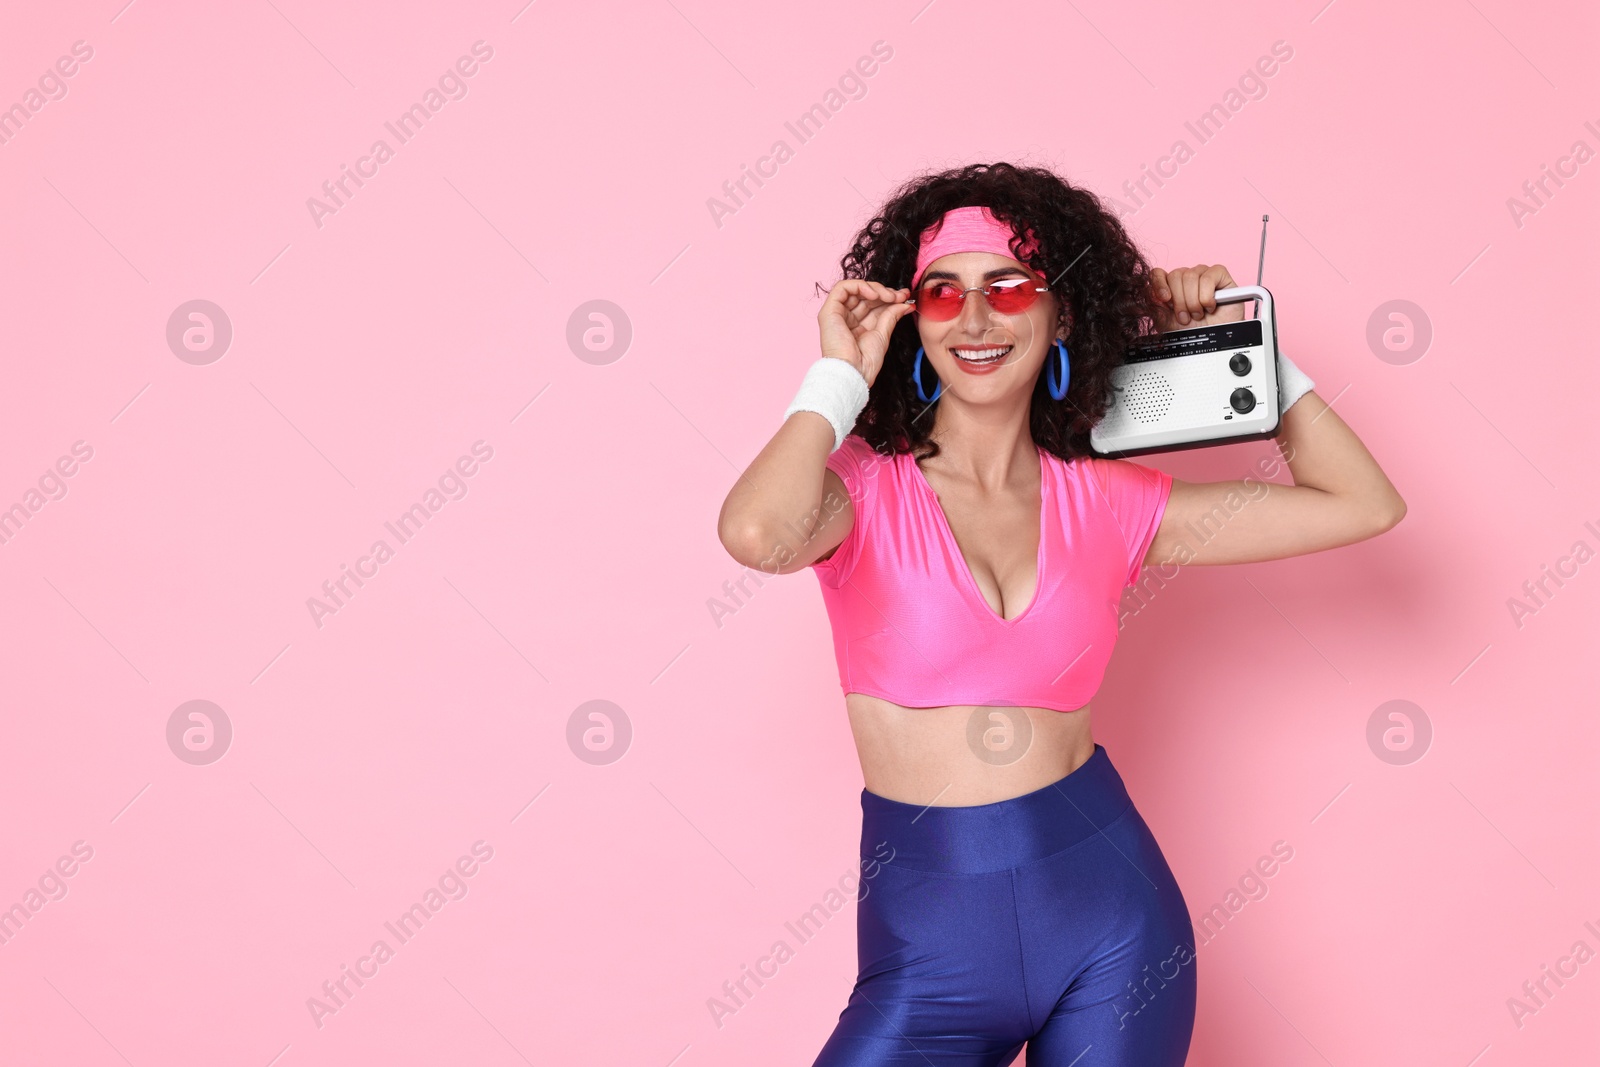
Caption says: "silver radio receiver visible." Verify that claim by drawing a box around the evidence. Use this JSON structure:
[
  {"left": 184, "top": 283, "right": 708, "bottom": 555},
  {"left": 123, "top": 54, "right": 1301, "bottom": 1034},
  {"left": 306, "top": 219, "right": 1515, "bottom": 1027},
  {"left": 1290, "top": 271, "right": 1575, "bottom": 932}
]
[{"left": 1090, "top": 216, "right": 1282, "bottom": 458}]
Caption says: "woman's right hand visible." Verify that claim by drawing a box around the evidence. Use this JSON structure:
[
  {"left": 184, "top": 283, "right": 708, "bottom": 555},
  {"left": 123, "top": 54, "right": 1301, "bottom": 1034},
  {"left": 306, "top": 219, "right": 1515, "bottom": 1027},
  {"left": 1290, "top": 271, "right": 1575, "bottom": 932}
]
[{"left": 817, "top": 279, "right": 917, "bottom": 386}]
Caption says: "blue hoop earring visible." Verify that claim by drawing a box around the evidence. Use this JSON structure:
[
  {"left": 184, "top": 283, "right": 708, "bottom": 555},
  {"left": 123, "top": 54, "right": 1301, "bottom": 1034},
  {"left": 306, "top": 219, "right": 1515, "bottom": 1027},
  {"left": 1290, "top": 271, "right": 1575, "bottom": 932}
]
[
  {"left": 1048, "top": 338, "right": 1072, "bottom": 401},
  {"left": 912, "top": 346, "right": 943, "bottom": 403}
]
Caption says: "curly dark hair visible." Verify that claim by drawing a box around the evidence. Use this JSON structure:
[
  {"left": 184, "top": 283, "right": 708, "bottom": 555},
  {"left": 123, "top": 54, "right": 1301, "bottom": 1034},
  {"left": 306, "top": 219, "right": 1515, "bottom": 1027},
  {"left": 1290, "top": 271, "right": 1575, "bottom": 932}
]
[{"left": 825, "top": 161, "right": 1164, "bottom": 463}]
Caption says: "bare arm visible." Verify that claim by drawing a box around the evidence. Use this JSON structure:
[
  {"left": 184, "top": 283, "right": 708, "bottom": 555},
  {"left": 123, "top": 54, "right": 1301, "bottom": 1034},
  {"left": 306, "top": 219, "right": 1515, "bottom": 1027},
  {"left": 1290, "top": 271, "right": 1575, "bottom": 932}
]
[
  {"left": 718, "top": 278, "right": 914, "bottom": 575},
  {"left": 1138, "top": 262, "right": 1406, "bottom": 568},
  {"left": 1146, "top": 389, "right": 1407, "bottom": 568},
  {"left": 717, "top": 413, "right": 855, "bottom": 575}
]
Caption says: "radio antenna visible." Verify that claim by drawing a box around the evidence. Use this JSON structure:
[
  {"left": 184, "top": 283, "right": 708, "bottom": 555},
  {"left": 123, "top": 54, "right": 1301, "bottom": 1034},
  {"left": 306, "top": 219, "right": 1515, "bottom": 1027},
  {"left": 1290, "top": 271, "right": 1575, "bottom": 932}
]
[{"left": 1252, "top": 214, "right": 1269, "bottom": 317}]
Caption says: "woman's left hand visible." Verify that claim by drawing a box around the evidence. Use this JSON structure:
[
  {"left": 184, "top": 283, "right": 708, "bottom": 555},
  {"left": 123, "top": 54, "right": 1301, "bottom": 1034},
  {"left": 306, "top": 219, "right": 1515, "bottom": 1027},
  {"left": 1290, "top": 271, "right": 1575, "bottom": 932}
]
[{"left": 1150, "top": 264, "right": 1246, "bottom": 330}]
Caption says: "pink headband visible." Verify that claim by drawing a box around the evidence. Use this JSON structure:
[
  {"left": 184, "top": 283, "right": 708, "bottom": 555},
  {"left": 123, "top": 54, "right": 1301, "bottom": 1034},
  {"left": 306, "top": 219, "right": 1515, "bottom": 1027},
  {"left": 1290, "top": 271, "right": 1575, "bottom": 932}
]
[{"left": 913, "top": 205, "right": 1040, "bottom": 287}]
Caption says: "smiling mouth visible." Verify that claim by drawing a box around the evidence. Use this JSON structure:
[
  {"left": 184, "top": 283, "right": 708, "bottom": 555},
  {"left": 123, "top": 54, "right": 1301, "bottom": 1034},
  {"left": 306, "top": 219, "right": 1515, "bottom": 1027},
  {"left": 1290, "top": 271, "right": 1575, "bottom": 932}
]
[{"left": 950, "top": 344, "right": 1013, "bottom": 365}]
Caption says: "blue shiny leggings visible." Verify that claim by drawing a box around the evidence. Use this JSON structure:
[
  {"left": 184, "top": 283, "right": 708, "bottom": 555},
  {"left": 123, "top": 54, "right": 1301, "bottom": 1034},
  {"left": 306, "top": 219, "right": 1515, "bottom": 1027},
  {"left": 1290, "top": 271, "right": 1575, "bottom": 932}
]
[{"left": 813, "top": 744, "right": 1197, "bottom": 1066}]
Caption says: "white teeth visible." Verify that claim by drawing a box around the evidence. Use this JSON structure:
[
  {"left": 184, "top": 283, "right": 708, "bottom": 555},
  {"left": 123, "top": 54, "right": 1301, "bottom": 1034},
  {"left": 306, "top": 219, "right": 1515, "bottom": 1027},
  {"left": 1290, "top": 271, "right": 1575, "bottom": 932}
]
[{"left": 952, "top": 346, "right": 1012, "bottom": 363}]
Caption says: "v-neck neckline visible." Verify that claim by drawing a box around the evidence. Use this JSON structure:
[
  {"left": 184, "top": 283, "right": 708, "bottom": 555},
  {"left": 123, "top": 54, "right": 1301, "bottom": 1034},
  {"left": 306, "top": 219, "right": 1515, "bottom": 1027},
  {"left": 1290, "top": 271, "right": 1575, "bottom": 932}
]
[{"left": 909, "top": 446, "right": 1048, "bottom": 626}]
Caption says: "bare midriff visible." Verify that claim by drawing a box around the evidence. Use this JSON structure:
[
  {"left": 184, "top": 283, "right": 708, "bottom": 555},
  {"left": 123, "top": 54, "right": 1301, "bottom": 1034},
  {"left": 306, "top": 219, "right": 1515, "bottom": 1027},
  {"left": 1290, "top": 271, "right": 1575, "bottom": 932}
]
[{"left": 845, "top": 692, "right": 1097, "bottom": 807}]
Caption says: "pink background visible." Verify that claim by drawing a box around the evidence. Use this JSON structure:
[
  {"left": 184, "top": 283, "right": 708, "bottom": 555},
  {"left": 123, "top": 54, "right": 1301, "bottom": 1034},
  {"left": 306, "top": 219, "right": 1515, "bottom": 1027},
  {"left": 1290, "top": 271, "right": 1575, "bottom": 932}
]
[{"left": 2, "top": 0, "right": 1597, "bottom": 1063}]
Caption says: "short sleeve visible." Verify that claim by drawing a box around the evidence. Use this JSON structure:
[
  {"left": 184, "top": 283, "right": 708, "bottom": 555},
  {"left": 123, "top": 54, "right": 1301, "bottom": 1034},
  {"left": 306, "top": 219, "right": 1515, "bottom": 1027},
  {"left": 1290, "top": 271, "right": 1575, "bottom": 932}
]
[
  {"left": 1091, "top": 457, "right": 1174, "bottom": 587},
  {"left": 809, "top": 435, "right": 883, "bottom": 588}
]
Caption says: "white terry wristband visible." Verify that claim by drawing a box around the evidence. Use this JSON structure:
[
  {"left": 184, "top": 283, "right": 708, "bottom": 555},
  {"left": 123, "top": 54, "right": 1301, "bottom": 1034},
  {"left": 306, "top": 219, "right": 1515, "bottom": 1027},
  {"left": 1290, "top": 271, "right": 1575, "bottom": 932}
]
[
  {"left": 1277, "top": 349, "right": 1315, "bottom": 414},
  {"left": 784, "top": 357, "right": 869, "bottom": 453}
]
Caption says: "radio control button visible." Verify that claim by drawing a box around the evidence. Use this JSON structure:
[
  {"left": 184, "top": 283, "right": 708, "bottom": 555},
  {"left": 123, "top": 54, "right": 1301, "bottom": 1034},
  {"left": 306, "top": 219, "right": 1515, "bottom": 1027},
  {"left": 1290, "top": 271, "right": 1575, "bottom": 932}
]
[
  {"left": 1230, "top": 353, "right": 1252, "bottom": 376},
  {"left": 1230, "top": 388, "right": 1256, "bottom": 414}
]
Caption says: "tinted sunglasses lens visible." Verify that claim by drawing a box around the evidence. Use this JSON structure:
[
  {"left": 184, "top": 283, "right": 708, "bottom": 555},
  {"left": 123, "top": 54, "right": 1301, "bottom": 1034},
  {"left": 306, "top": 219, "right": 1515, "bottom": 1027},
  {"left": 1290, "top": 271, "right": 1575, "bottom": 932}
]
[
  {"left": 986, "top": 279, "right": 1041, "bottom": 314},
  {"left": 914, "top": 283, "right": 964, "bottom": 320},
  {"left": 913, "top": 279, "right": 1042, "bottom": 320}
]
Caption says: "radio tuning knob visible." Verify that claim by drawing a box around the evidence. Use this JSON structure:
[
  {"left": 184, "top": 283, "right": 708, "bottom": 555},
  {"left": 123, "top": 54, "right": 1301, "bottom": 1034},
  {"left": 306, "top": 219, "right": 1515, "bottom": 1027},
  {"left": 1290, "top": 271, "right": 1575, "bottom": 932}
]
[
  {"left": 1230, "top": 388, "right": 1256, "bottom": 414},
  {"left": 1229, "top": 352, "right": 1252, "bottom": 376}
]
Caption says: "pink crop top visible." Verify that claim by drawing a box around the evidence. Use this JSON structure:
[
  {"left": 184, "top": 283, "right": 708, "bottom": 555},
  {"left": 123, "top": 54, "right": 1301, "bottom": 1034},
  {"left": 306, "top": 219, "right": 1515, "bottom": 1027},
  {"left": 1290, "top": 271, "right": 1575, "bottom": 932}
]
[{"left": 809, "top": 435, "right": 1173, "bottom": 713}]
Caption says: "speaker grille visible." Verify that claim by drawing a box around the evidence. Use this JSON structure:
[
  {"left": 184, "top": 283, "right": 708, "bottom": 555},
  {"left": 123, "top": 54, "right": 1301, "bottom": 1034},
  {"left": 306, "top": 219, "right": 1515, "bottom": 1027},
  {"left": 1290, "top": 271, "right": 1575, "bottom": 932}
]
[{"left": 1124, "top": 371, "right": 1174, "bottom": 424}]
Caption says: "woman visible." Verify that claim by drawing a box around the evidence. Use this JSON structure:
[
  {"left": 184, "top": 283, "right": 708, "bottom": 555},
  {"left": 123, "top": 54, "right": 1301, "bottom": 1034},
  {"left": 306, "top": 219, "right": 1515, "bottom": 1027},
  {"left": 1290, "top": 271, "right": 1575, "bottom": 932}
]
[{"left": 717, "top": 162, "right": 1405, "bottom": 1066}]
